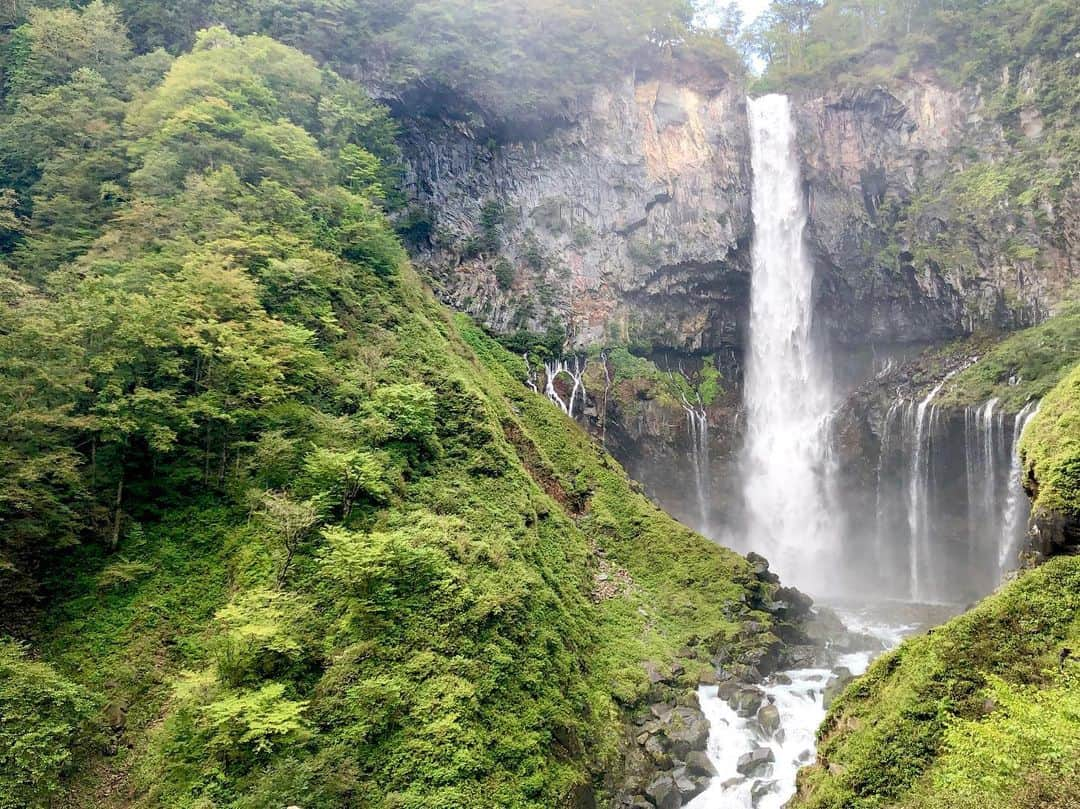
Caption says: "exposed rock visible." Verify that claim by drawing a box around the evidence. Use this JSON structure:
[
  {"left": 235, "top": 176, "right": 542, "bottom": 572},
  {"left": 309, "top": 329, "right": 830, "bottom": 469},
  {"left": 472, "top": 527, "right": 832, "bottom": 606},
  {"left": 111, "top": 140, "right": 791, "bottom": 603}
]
[
  {"left": 751, "top": 779, "right": 777, "bottom": 805},
  {"left": 729, "top": 686, "right": 765, "bottom": 717},
  {"left": 645, "top": 774, "right": 683, "bottom": 809},
  {"left": 757, "top": 703, "right": 781, "bottom": 736},
  {"left": 736, "top": 747, "right": 775, "bottom": 777},
  {"left": 684, "top": 750, "right": 717, "bottom": 777},
  {"left": 824, "top": 667, "right": 856, "bottom": 709}
]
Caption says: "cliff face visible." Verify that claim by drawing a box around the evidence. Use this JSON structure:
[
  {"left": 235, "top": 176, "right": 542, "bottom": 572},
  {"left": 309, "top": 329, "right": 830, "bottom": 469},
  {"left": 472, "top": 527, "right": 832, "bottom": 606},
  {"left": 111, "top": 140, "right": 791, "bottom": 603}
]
[
  {"left": 396, "top": 66, "right": 1078, "bottom": 544},
  {"left": 402, "top": 70, "right": 1076, "bottom": 362},
  {"left": 797, "top": 72, "right": 1077, "bottom": 348}
]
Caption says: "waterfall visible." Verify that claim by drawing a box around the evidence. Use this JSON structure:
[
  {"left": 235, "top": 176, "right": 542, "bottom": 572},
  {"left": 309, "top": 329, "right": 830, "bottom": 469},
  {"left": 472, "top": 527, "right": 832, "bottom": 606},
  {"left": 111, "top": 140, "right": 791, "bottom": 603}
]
[
  {"left": 905, "top": 377, "right": 950, "bottom": 602},
  {"left": 742, "top": 95, "right": 836, "bottom": 592},
  {"left": 875, "top": 388, "right": 1040, "bottom": 603},
  {"left": 540, "top": 356, "right": 588, "bottom": 419},
  {"left": 682, "top": 397, "right": 712, "bottom": 538},
  {"left": 999, "top": 401, "right": 1040, "bottom": 571}
]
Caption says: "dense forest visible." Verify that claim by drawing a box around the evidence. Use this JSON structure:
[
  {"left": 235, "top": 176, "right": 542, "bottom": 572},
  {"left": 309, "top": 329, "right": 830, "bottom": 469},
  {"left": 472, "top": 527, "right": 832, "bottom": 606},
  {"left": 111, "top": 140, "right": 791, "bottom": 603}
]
[{"left": 0, "top": 0, "right": 1078, "bottom": 808}]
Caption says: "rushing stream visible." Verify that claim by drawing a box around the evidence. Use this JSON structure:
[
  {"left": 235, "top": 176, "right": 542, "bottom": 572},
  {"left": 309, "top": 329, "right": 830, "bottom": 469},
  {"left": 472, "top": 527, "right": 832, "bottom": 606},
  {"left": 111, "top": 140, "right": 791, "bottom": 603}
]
[{"left": 685, "top": 603, "right": 959, "bottom": 809}]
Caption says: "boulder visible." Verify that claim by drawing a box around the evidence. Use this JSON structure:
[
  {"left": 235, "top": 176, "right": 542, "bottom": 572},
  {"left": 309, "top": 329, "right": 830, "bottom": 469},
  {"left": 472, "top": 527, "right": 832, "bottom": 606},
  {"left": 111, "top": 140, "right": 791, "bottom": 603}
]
[
  {"left": 736, "top": 747, "right": 775, "bottom": 777},
  {"left": 730, "top": 686, "right": 765, "bottom": 717},
  {"left": 644, "top": 734, "right": 672, "bottom": 769},
  {"left": 665, "top": 716, "right": 710, "bottom": 759},
  {"left": 751, "top": 779, "right": 777, "bottom": 805},
  {"left": 645, "top": 774, "right": 682, "bottom": 809},
  {"left": 684, "top": 750, "right": 717, "bottom": 777},
  {"left": 746, "top": 552, "right": 780, "bottom": 583},
  {"left": 756, "top": 703, "right": 781, "bottom": 736}
]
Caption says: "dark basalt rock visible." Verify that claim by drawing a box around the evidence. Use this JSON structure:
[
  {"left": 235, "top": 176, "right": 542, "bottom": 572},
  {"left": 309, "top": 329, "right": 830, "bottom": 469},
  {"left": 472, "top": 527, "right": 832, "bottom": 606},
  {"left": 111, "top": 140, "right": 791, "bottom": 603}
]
[
  {"left": 645, "top": 774, "right": 683, "bottom": 809},
  {"left": 737, "top": 747, "right": 775, "bottom": 777}
]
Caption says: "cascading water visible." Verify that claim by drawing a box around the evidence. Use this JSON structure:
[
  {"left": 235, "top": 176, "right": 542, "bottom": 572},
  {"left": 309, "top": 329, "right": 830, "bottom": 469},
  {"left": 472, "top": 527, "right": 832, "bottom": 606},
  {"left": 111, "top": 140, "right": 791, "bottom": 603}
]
[
  {"left": 741, "top": 94, "right": 836, "bottom": 594},
  {"left": 874, "top": 392, "right": 1041, "bottom": 602},
  {"left": 682, "top": 397, "right": 713, "bottom": 538}
]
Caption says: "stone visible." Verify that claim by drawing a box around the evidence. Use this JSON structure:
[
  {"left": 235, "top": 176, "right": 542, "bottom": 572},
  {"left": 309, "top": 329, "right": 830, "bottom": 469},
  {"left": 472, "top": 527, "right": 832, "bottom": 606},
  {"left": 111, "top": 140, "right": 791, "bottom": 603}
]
[
  {"left": 729, "top": 686, "right": 765, "bottom": 717},
  {"left": 684, "top": 750, "right": 717, "bottom": 777},
  {"left": 698, "top": 669, "right": 719, "bottom": 686},
  {"left": 644, "top": 734, "right": 672, "bottom": 769},
  {"left": 645, "top": 774, "right": 682, "bottom": 809},
  {"left": 824, "top": 667, "right": 855, "bottom": 709},
  {"left": 757, "top": 703, "right": 781, "bottom": 735},
  {"left": 720, "top": 776, "right": 744, "bottom": 789},
  {"left": 736, "top": 747, "right": 775, "bottom": 777},
  {"left": 650, "top": 702, "right": 673, "bottom": 721},
  {"left": 751, "top": 779, "right": 777, "bottom": 806},
  {"left": 772, "top": 673, "right": 792, "bottom": 685},
  {"left": 746, "top": 552, "right": 780, "bottom": 583},
  {"left": 665, "top": 716, "right": 710, "bottom": 759},
  {"left": 671, "top": 766, "right": 705, "bottom": 802}
]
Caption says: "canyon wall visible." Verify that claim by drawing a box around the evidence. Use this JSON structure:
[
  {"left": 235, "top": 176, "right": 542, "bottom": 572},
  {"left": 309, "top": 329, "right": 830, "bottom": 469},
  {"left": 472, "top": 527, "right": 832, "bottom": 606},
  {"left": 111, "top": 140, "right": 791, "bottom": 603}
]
[{"left": 395, "top": 65, "right": 1077, "bottom": 537}]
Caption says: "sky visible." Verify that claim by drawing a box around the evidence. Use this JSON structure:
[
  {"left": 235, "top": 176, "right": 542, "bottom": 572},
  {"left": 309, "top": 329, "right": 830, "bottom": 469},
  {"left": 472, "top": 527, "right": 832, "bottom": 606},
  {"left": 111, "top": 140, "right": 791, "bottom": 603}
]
[{"left": 733, "top": 0, "right": 771, "bottom": 25}]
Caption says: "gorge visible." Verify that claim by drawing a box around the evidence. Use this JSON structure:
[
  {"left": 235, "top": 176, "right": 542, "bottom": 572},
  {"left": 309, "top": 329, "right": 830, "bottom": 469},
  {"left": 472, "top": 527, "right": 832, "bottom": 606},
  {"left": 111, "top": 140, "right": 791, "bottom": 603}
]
[{"left": 0, "top": 2, "right": 1077, "bottom": 809}]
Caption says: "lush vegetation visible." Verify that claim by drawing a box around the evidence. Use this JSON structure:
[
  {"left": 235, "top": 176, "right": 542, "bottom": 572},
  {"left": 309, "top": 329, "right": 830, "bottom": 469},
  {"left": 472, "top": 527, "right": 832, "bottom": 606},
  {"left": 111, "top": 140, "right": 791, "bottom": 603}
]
[
  {"left": 1020, "top": 363, "right": 1080, "bottom": 519},
  {"left": 938, "top": 303, "right": 1080, "bottom": 411},
  {"left": 0, "top": 0, "right": 742, "bottom": 131},
  {"left": 0, "top": 4, "right": 777, "bottom": 806},
  {"left": 793, "top": 555, "right": 1080, "bottom": 809}
]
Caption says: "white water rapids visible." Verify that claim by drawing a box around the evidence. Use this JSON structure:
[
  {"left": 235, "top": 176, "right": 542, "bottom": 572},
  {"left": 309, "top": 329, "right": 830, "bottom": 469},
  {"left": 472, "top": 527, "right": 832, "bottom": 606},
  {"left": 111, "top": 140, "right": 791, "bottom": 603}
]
[
  {"left": 741, "top": 94, "right": 837, "bottom": 595},
  {"left": 685, "top": 605, "right": 935, "bottom": 809}
]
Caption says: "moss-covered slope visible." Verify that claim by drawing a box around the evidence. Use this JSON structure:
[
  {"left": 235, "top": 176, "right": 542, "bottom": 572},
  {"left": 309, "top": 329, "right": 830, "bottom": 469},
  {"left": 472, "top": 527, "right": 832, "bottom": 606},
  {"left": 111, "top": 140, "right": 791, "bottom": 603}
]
[{"left": 792, "top": 556, "right": 1080, "bottom": 809}]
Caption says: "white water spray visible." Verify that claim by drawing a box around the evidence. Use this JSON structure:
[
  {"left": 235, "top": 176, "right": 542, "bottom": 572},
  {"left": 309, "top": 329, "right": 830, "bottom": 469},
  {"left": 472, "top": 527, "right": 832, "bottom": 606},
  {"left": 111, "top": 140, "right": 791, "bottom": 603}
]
[
  {"left": 999, "top": 400, "right": 1040, "bottom": 571},
  {"left": 742, "top": 95, "right": 835, "bottom": 592}
]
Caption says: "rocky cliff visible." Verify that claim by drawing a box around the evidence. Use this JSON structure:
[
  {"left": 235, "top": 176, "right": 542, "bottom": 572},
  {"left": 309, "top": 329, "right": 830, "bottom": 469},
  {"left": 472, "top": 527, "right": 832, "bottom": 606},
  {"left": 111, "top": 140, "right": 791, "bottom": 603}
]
[
  {"left": 398, "top": 70, "right": 754, "bottom": 354},
  {"left": 394, "top": 63, "right": 1078, "bottom": 543}
]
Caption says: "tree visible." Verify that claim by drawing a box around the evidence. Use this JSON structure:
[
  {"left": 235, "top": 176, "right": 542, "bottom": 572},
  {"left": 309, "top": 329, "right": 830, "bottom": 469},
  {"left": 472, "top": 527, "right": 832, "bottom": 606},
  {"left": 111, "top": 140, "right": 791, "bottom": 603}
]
[{"left": 248, "top": 489, "right": 321, "bottom": 585}]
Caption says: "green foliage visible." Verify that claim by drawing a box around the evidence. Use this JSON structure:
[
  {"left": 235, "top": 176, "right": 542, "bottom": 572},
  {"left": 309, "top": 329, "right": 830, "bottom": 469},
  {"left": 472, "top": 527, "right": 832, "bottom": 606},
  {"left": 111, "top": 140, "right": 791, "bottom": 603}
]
[
  {"left": 0, "top": 640, "right": 97, "bottom": 809},
  {"left": 1020, "top": 362, "right": 1080, "bottom": 517},
  {"left": 0, "top": 7, "right": 774, "bottom": 808},
  {"left": 793, "top": 556, "right": 1080, "bottom": 809},
  {"left": 940, "top": 303, "right": 1080, "bottom": 411}
]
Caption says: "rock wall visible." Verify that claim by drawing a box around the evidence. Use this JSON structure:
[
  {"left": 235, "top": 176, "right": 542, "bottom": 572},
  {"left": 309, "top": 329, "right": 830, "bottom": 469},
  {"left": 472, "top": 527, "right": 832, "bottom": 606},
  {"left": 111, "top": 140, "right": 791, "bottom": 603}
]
[
  {"left": 398, "top": 71, "right": 753, "bottom": 354},
  {"left": 796, "top": 74, "right": 1077, "bottom": 348}
]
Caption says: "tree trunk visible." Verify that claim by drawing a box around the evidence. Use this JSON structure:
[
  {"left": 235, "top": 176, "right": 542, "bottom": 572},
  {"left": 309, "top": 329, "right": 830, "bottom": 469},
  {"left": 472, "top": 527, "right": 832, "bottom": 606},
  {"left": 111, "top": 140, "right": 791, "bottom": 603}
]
[{"left": 111, "top": 474, "right": 124, "bottom": 551}]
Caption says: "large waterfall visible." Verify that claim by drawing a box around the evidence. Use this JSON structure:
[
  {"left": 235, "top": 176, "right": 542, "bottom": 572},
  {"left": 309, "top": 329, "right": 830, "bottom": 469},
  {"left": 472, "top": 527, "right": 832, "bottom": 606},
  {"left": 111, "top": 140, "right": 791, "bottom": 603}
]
[{"left": 742, "top": 95, "right": 836, "bottom": 594}]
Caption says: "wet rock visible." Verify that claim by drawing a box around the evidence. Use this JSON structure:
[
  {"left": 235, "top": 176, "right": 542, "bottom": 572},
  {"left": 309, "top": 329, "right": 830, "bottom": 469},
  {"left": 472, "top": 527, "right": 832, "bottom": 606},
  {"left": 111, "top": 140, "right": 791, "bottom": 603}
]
[
  {"left": 698, "top": 669, "right": 719, "bottom": 686},
  {"left": 684, "top": 750, "right": 717, "bottom": 777},
  {"left": 720, "top": 776, "right": 745, "bottom": 789},
  {"left": 645, "top": 774, "right": 682, "bottom": 809},
  {"left": 771, "top": 673, "right": 792, "bottom": 685},
  {"left": 746, "top": 552, "right": 780, "bottom": 583},
  {"left": 757, "top": 703, "right": 781, "bottom": 735},
  {"left": 672, "top": 766, "right": 705, "bottom": 801},
  {"left": 751, "top": 779, "right": 777, "bottom": 805},
  {"left": 737, "top": 747, "right": 775, "bottom": 777},
  {"left": 729, "top": 686, "right": 765, "bottom": 717},
  {"left": 716, "top": 680, "right": 740, "bottom": 701},
  {"left": 824, "top": 667, "right": 855, "bottom": 709}
]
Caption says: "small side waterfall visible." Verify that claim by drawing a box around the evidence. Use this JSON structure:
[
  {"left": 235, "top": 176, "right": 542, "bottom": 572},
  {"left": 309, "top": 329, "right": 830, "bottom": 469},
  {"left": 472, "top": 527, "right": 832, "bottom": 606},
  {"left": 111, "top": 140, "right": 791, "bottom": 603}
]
[
  {"left": 999, "top": 401, "right": 1040, "bottom": 571},
  {"left": 875, "top": 392, "right": 1040, "bottom": 602},
  {"left": 528, "top": 356, "right": 588, "bottom": 419},
  {"left": 742, "top": 94, "right": 836, "bottom": 593},
  {"left": 682, "top": 397, "right": 712, "bottom": 538}
]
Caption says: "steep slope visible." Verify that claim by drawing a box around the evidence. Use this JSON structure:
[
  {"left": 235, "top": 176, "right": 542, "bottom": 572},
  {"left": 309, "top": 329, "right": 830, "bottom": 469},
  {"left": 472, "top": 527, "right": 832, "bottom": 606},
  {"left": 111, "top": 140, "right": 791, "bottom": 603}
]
[{"left": 0, "top": 10, "right": 792, "bottom": 809}]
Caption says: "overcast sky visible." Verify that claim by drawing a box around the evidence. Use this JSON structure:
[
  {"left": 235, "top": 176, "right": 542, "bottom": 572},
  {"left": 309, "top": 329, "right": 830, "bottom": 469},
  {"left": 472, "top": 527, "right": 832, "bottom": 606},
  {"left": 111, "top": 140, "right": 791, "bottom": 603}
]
[{"left": 733, "top": 0, "right": 771, "bottom": 25}]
